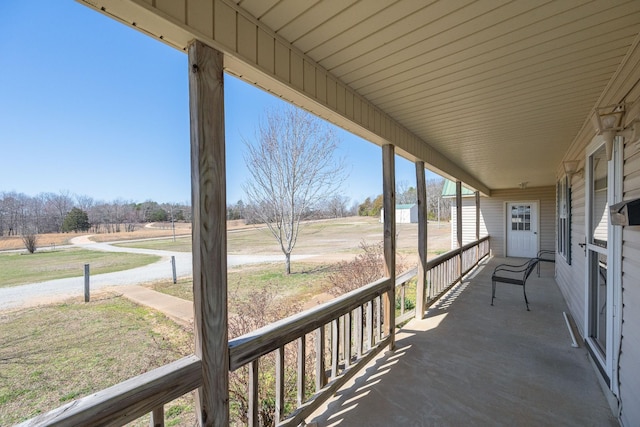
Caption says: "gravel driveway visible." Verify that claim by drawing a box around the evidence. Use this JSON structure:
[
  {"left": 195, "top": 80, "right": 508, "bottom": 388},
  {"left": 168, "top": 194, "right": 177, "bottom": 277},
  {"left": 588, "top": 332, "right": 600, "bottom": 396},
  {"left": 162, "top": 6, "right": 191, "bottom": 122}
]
[{"left": 0, "top": 237, "right": 311, "bottom": 311}]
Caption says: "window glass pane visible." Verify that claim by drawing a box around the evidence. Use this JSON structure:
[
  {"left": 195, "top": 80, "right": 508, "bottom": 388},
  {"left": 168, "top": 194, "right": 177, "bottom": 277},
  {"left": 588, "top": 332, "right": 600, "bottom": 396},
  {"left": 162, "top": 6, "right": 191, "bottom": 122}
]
[
  {"left": 590, "top": 251, "right": 607, "bottom": 355},
  {"left": 590, "top": 145, "right": 608, "bottom": 247}
]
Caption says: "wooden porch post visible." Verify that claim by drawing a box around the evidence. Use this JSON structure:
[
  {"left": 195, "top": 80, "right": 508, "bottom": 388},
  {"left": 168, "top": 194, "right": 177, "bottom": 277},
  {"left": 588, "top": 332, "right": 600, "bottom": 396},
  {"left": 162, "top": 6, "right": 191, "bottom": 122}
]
[
  {"left": 415, "top": 161, "right": 427, "bottom": 320},
  {"left": 475, "top": 190, "right": 480, "bottom": 262},
  {"left": 382, "top": 144, "right": 396, "bottom": 350},
  {"left": 456, "top": 181, "right": 463, "bottom": 279},
  {"left": 188, "top": 40, "right": 229, "bottom": 426}
]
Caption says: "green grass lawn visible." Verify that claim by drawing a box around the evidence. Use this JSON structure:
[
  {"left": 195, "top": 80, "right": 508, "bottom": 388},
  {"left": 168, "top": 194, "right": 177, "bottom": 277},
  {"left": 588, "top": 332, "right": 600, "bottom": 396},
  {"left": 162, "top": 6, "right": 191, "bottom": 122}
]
[
  {"left": 112, "top": 236, "right": 192, "bottom": 252},
  {"left": 0, "top": 249, "right": 160, "bottom": 288},
  {"left": 149, "top": 262, "right": 334, "bottom": 306},
  {"left": 0, "top": 296, "right": 194, "bottom": 426}
]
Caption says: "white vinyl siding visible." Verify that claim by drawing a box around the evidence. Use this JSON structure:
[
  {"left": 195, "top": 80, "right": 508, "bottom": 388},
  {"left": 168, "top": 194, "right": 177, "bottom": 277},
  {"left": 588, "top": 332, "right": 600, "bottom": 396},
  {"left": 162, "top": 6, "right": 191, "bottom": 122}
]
[
  {"left": 478, "top": 187, "right": 555, "bottom": 258},
  {"left": 619, "top": 139, "right": 640, "bottom": 427},
  {"left": 450, "top": 197, "right": 487, "bottom": 248},
  {"left": 555, "top": 175, "right": 587, "bottom": 334}
]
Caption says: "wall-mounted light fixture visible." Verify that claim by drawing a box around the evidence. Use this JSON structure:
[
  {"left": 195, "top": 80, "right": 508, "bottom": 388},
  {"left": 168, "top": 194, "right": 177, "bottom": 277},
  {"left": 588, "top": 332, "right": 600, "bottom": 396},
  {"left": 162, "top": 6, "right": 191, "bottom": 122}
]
[
  {"left": 518, "top": 182, "right": 528, "bottom": 190},
  {"left": 591, "top": 104, "right": 624, "bottom": 161},
  {"left": 563, "top": 160, "right": 583, "bottom": 182},
  {"left": 592, "top": 100, "right": 640, "bottom": 160}
]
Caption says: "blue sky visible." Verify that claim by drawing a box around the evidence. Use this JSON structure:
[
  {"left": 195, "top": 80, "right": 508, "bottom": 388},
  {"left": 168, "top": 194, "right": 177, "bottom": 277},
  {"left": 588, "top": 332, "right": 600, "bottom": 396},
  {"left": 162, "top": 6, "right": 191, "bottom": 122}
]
[{"left": 0, "top": 1, "right": 436, "bottom": 206}]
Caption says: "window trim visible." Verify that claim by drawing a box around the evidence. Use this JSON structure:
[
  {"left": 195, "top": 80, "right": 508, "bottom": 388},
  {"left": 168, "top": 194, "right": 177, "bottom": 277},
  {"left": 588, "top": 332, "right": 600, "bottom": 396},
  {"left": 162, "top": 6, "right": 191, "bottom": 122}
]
[{"left": 557, "top": 175, "right": 571, "bottom": 264}]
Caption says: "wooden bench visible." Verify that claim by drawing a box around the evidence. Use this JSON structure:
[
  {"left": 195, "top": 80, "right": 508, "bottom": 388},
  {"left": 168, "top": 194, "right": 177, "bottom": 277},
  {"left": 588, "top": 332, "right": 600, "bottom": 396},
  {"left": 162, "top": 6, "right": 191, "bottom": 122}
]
[{"left": 491, "top": 258, "right": 539, "bottom": 311}]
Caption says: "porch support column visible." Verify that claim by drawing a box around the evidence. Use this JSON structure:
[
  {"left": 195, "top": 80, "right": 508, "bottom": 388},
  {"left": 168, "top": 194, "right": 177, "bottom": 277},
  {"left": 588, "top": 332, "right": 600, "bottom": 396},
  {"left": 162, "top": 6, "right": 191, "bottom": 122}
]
[
  {"left": 188, "top": 40, "right": 229, "bottom": 426},
  {"left": 456, "top": 181, "right": 463, "bottom": 278},
  {"left": 382, "top": 144, "right": 396, "bottom": 350},
  {"left": 415, "top": 161, "right": 427, "bottom": 320},
  {"left": 475, "top": 190, "right": 480, "bottom": 261}
]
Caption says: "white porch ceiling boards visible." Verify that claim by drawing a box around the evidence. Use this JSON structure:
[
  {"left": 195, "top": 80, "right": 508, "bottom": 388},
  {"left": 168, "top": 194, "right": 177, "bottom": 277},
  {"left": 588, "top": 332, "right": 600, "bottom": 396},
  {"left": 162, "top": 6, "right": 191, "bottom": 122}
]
[{"left": 82, "top": 0, "right": 640, "bottom": 192}]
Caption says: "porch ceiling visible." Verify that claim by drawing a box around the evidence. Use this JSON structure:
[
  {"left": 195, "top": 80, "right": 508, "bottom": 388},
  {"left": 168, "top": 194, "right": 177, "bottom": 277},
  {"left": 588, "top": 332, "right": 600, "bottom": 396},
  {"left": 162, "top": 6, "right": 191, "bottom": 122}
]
[
  {"left": 236, "top": 0, "right": 640, "bottom": 189},
  {"left": 82, "top": 0, "right": 640, "bottom": 191}
]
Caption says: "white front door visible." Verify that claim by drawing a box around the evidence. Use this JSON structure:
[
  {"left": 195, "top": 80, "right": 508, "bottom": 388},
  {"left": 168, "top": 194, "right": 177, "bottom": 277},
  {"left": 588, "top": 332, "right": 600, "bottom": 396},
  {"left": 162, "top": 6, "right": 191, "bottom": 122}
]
[{"left": 506, "top": 202, "right": 538, "bottom": 258}]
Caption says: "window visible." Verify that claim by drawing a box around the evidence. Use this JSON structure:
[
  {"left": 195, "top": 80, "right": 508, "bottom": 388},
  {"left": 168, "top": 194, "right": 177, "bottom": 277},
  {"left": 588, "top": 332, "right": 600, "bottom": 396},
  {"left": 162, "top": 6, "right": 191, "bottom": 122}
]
[
  {"left": 557, "top": 176, "right": 571, "bottom": 264},
  {"left": 511, "top": 205, "right": 531, "bottom": 231}
]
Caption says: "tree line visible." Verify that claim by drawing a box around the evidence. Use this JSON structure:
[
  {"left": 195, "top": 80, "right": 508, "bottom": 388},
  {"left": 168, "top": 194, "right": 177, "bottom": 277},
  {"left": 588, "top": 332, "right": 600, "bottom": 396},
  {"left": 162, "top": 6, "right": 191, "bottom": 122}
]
[
  {"left": 228, "top": 179, "right": 451, "bottom": 224},
  {"left": 357, "top": 179, "right": 452, "bottom": 220},
  {"left": 0, "top": 191, "right": 190, "bottom": 236}
]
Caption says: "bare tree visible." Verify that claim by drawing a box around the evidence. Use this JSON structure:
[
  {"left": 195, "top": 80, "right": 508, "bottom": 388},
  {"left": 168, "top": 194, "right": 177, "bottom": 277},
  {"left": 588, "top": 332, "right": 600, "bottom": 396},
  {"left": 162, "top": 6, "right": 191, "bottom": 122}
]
[
  {"left": 22, "top": 233, "right": 38, "bottom": 254},
  {"left": 326, "top": 194, "right": 350, "bottom": 218},
  {"left": 243, "top": 105, "right": 347, "bottom": 274}
]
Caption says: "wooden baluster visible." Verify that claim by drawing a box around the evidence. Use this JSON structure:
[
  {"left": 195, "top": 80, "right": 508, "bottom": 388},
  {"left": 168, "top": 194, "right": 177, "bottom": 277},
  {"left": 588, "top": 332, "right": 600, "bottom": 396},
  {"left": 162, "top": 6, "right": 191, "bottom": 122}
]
[
  {"left": 297, "top": 336, "right": 305, "bottom": 407},
  {"left": 356, "top": 305, "right": 363, "bottom": 358},
  {"left": 344, "top": 312, "right": 352, "bottom": 369},
  {"left": 400, "top": 284, "right": 406, "bottom": 317},
  {"left": 248, "top": 361, "right": 259, "bottom": 427},
  {"left": 366, "top": 301, "right": 373, "bottom": 351},
  {"left": 276, "top": 347, "right": 285, "bottom": 423},
  {"left": 315, "top": 327, "right": 326, "bottom": 392},
  {"left": 376, "top": 296, "right": 382, "bottom": 343},
  {"left": 150, "top": 406, "right": 164, "bottom": 427},
  {"left": 340, "top": 315, "right": 346, "bottom": 366},
  {"left": 331, "top": 319, "right": 339, "bottom": 380}
]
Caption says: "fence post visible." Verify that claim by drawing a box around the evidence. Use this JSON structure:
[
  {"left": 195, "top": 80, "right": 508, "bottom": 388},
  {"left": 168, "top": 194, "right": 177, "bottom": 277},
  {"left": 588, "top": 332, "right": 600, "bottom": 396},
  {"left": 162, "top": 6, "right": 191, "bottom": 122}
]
[
  {"left": 84, "top": 264, "right": 90, "bottom": 302},
  {"left": 171, "top": 255, "right": 177, "bottom": 284}
]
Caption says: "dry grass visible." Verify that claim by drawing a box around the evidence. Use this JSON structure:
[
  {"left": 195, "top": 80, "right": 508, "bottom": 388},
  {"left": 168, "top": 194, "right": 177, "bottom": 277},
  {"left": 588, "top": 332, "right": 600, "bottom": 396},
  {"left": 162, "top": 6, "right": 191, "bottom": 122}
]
[
  {"left": 0, "top": 294, "right": 194, "bottom": 426},
  {"left": 89, "top": 223, "right": 191, "bottom": 243},
  {"left": 0, "top": 233, "right": 72, "bottom": 251},
  {"left": 147, "top": 262, "right": 334, "bottom": 309}
]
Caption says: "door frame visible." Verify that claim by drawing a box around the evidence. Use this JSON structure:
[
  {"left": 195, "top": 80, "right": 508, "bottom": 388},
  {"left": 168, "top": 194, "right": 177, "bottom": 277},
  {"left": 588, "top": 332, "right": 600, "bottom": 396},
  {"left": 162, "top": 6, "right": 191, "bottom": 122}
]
[
  {"left": 583, "top": 135, "right": 623, "bottom": 395},
  {"left": 504, "top": 200, "right": 540, "bottom": 258}
]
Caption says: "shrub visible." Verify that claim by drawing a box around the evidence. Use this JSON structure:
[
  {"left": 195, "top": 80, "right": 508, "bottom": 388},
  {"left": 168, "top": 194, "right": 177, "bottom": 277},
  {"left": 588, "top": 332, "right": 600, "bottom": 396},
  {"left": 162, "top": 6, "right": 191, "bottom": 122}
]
[
  {"left": 327, "top": 240, "right": 409, "bottom": 296},
  {"left": 228, "top": 288, "right": 314, "bottom": 425},
  {"left": 22, "top": 234, "right": 38, "bottom": 253}
]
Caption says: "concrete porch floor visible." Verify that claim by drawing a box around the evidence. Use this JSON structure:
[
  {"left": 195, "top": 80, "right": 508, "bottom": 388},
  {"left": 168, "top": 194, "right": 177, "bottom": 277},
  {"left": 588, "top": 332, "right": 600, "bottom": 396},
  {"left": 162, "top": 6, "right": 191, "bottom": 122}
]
[{"left": 308, "top": 257, "right": 617, "bottom": 427}]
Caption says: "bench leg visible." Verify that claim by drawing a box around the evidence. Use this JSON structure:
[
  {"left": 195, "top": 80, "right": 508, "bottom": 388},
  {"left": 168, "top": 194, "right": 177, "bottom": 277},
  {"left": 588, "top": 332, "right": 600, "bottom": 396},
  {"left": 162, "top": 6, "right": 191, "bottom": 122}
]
[
  {"left": 523, "top": 284, "right": 530, "bottom": 311},
  {"left": 491, "top": 280, "right": 496, "bottom": 306}
]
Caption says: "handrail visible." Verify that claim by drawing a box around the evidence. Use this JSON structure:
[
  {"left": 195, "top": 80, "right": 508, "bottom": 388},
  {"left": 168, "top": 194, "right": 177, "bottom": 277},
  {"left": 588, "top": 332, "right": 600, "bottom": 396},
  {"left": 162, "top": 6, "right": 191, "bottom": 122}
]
[
  {"left": 425, "top": 235, "right": 489, "bottom": 270},
  {"left": 17, "top": 355, "right": 202, "bottom": 427}
]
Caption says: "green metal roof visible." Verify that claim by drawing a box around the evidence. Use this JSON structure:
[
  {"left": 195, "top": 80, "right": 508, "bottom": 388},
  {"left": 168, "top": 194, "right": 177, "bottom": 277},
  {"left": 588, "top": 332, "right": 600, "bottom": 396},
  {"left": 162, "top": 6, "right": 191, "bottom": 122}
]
[
  {"left": 395, "top": 204, "right": 416, "bottom": 209},
  {"left": 441, "top": 180, "right": 475, "bottom": 198}
]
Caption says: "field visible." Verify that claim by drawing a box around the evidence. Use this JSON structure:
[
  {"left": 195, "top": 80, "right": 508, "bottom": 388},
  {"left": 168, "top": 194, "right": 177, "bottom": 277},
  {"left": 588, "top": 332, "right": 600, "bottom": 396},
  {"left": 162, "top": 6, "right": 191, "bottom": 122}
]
[
  {"left": 118, "top": 217, "right": 452, "bottom": 261},
  {"left": 0, "top": 249, "right": 160, "bottom": 288},
  {"left": 0, "top": 295, "right": 194, "bottom": 426},
  {"left": 0, "top": 222, "right": 193, "bottom": 251},
  {"left": 0, "top": 217, "right": 451, "bottom": 424},
  {"left": 149, "top": 262, "right": 335, "bottom": 308}
]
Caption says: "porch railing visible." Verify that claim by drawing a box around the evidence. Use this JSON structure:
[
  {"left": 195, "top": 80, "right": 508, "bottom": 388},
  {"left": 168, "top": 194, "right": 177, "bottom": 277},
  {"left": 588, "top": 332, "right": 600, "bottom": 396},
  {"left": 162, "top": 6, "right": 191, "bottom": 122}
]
[
  {"left": 426, "top": 236, "right": 490, "bottom": 306},
  {"left": 19, "top": 236, "right": 490, "bottom": 427}
]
